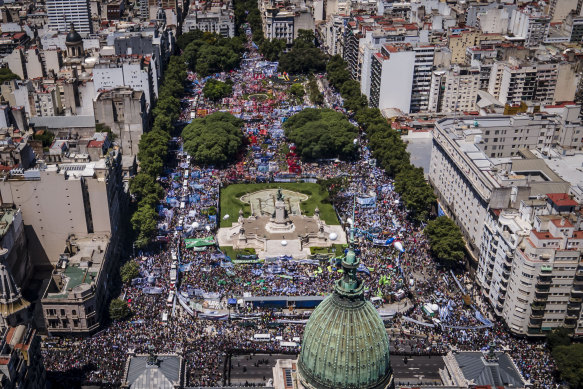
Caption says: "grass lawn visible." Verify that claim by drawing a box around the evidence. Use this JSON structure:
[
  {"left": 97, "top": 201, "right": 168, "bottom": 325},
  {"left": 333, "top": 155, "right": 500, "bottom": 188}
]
[
  {"left": 310, "top": 244, "right": 347, "bottom": 256},
  {"left": 220, "top": 246, "right": 256, "bottom": 259},
  {"left": 219, "top": 182, "right": 339, "bottom": 227}
]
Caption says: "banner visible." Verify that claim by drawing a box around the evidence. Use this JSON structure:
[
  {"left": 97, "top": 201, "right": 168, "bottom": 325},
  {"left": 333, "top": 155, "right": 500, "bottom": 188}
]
[
  {"left": 143, "top": 287, "right": 164, "bottom": 295},
  {"left": 185, "top": 237, "right": 216, "bottom": 248},
  {"left": 356, "top": 195, "right": 376, "bottom": 207},
  {"left": 232, "top": 259, "right": 264, "bottom": 264}
]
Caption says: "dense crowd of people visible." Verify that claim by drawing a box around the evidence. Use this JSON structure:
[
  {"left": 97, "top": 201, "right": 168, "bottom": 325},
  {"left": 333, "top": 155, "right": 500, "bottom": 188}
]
[{"left": 41, "top": 28, "right": 557, "bottom": 389}]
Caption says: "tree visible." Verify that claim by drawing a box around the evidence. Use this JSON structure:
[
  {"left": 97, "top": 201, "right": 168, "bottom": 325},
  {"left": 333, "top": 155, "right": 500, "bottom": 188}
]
[
  {"left": 131, "top": 204, "right": 158, "bottom": 247},
  {"left": 182, "top": 112, "right": 244, "bottom": 166},
  {"left": 32, "top": 130, "right": 55, "bottom": 148},
  {"left": 553, "top": 343, "right": 583, "bottom": 388},
  {"left": 548, "top": 327, "right": 572, "bottom": 350},
  {"left": 152, "top": 114, "right": 173, "bottom": 133},
  {"left": 290, "top": 83, "right": 305, "bottom": 99},
  {"left": 120, "top": 260, "right": 140, "bottom": 283},
  {"left": 259, "top": 38, "right": 286, "bottom": 61},
  {"left": 395, "top": 166, "right": 435, "bottom": 221},
  {"left": 424, "top": 216, "right": 466, "bottom": 268},
  {"left": 0, "top": 68, "right": 20, "bottom": 83},
  {"left": 130, "top": 173, "right": 165, "bottom": 206},
  {"left": 153, "top": 96, "right": 181, "bottom": 122},
  {"left": 278, "top": 30, "right": 327, "bottom": 74},
  {"left": 283, "top": 108, "right": 358, "bottom": 161},
  {"left": 326, "top": 55, "right": 351, "bottom": 88},
  {"left": 109, "top": 298, "right": 130, "bottom": 320},
  {"left": 203, "top": 79, "right": 233, "bottom": 101}
]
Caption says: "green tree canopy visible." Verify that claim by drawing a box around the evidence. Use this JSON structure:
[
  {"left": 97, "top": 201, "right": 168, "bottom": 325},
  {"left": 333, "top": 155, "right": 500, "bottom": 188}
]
[
  {"left": 131, "top": 204, "right": 158, "bottom": 248},
  {"left": 203, "top": 79, "right": 233, "bottom": 101},
  {"left": 152, "top": 95, "right": 181, "bottom": 122},
  {"left": 182, "top": 112, "right": 244, "bottom": 167},
  {"left": 548, "top": 327, "right": 572, "bottom": 350},
  {"left": 424, "top": 216, "right": 465, "bottom": 268},
  {"left": 394, "top": 166, "right": 436, "bottom": 221},
  {"left": 283, "top": 108, "right": 358, "bottom": 161},
  {"left": 553, "top": 343, "right": 583, "bottom": 388},
  {"left": 290, "top": 83, "right": 305, "bottom": 99},
  {"left": 130, "top": 173, "right": 164, "bottom": 207},
  {"left": 109, "top": 298, "right": 131, "bottom": 320},
  {"left": 0, "top": 68, "right": 20, "bottom": 83},
  {"left": 327, "top": 55, "right": 351, "bottom": 88},
  {"left": 120, "top": 260, "right": 140, "bottom": 284},
  {"left": 182, "top": 33, "right": 243, "bottom": 76},
  {"left": 259, "top": 38, "right": 287, "bottom": 61},
  {"left": 32, "top": 130, "right": 55, "bottom": 148},
  {"left": 278, "top": 30, "right": 327, "bottom": 74}
]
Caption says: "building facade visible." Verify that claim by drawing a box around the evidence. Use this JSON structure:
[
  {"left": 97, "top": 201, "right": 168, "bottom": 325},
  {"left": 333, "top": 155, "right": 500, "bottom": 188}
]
[
  {"left": 94, "top": 87, "right": 147, "bottom": 156},
  {"left": 41, "top": 234, "right": 114, "bottom": 335},
  {"left": 46, "top": 0, "right": 92, "bottom": 34},
  {"left": 0, "top": 151, "right": 124, "bottom": 267}
]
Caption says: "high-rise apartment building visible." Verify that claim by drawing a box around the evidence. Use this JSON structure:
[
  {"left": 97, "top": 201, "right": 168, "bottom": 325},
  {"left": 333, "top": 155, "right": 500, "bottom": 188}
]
[
  {"left": 369, "top": 44, "right": 434, "bottom": 114},
  {"left": 46, "top": 0, "right": 92, "bottom": 34},
  {"left": 488, "top": 60, "right": 559, "bottom": 106},
  {"left": 428, "top": 67, "right": 480, "bottom": 113},
  {"left": 477, "top": 195, "right": 583, "bottom": 337},
  {"left": 508, "top": 9, "right": 550, "bottom": 47}
]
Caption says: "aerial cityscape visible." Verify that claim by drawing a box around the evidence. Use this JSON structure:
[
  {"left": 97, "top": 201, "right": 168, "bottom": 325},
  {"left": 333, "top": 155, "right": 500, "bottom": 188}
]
[{"left": 0, "top": 0, "right": 582, "bottom": 388}]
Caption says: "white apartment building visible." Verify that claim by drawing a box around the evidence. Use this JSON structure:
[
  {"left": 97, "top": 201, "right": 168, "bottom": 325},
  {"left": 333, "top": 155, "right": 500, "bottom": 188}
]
[
  {"left": 369, "top": 43, "right": 434, "bottom": 114},
  {"left": 508, "top": 9, "right": 550, "bottom": 47},
  {"left": 478, "top": 208, "right": 531, "bottom": 318},
  {"left": 369, "top": 45, "right": 415, "bottom": 113},
  {"left": 46, "top": 0, "right": 92, "bottom": 34},
  {"left": 183, "top": 5, "right": 235, "bottom": 37},
  {"left": 478, "top": 195, "right": 583, "bottom": 337},
  {"left": 428, "top": 67, "right": 480, "bottom": 113},
  {"left": 260, "top": 0, "right": 314, "bottom": 45},
  {"left": 358, "top": 29, "right": 420, "bottom": 98},
  {"left": 477, "top": 6, "right": 513, "bottom": 34},
  {"left": 488, "top": 60, "right": 558, "bottom": 106},
  {"left": 429, "top": 115, "right": 572, "bottom": 255},
  {"left": 317, "top": 15, "right": 348, "bottom": 56}
]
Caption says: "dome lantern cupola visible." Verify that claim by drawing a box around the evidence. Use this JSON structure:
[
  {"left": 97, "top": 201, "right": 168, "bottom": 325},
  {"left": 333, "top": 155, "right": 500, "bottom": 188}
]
[{"left": 65, "top": 23, "right": 84, "bottom": 58}]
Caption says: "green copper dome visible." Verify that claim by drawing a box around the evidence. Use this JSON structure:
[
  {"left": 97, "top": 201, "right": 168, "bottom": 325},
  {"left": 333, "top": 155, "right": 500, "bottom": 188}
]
[{"left": 298, "top": 221, "right": 394, "bottom": 389}]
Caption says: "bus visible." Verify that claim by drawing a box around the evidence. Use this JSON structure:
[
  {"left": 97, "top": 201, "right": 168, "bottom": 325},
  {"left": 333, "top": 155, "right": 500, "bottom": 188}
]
[
  {"left": 170, "top": 262, "right": 178, "bottom": 284},
  {"left": 253, "top": 334, "right": 272, "bottom": 342},
  {"left": 167, "top": 291, "right": 175, "bottom": 307}
]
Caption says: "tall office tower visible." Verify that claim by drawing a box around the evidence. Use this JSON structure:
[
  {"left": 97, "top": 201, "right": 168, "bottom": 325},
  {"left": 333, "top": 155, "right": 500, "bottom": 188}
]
[{"left": 46, "top": 0, "right": 92, "bottom": 34}]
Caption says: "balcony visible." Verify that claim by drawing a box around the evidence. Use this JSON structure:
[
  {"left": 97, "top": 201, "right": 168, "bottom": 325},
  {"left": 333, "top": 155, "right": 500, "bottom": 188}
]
[
  {"left": 537, "top": 276, "right": 552, "bottom": 285},
  {"left": 530, "top": 312, "right": 544, "bottom": 319},
  {"left": 534, "top": 295, "right": 548, "bottom": 303},
  {"left": 571, "top": 288, "right": 583, "bottom": 296},
  {"left": 531, "top": 303, "right": 546, "bottom": 311},
  {"left": 535, "top": 287, "right": 550, "bottom": 294},
  {"left": 541, "top": 265, "right": 553, "bottom": 273},
  {"left": 569, "top": 296, "right": 583, "bottom": 303},
  {"left": 528, "top": 321, "right": 542, "bottom": 329}
]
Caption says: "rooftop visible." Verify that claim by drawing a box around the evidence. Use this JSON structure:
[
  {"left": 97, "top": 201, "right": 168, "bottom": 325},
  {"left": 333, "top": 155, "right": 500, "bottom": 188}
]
[
  {"left": 43, "top": 234, "right": 110, "bottom": 301},
  {"left": 547, "top": 193, "right": 578, "bottom": 207}
]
